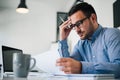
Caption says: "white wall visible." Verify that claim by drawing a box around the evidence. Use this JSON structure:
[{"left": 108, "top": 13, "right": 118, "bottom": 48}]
[
  {"left": 0, "top": 0, "right": 59, "bottom": 55},
  {"left": 0, "top": 0, "right": 116, "bottom": 55},
  {"left": 84, "top": 0, "right": 116, "bottom": 27}
]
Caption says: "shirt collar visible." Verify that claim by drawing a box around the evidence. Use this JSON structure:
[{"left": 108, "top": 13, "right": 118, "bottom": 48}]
[{"left": 88, "top": 24, "right": 103, "bottom": 42}]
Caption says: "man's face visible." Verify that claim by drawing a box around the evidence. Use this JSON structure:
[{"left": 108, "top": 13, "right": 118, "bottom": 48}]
[{"left": 70, "top": 11, "right": 95, "bottom": 40}]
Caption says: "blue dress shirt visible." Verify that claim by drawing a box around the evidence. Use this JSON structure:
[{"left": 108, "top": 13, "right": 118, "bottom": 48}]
[{"left": 58, "top": 25, "right": 120, "bottom": 78}]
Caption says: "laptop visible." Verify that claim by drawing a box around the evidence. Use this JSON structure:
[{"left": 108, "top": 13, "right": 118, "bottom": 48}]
[{"left": 1, "top": 45, "right": 23, "bottom": 76}]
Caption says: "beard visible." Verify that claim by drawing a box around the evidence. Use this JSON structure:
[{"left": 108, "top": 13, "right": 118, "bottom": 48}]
[
  {"left": 78, "top": 31, "right": 91, "bottom": 40},
  {"left": 77, "top": 21, "right": 95, "bottom": 40}
]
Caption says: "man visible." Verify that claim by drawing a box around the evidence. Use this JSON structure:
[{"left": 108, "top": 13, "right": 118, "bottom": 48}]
[{"left": 56, "top": 2, "right": 120, "bottom": 78}]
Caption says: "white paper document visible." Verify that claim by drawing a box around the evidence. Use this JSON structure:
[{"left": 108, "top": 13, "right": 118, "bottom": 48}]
[
  {"left": 34, "top": 50, "right": 65, "bottom": 74},
  {"left": 33, "top": 50, "right": 114, "bottom": 80},
  {"left": 53, "top": 74, "right": 114, "bottom": 80}
]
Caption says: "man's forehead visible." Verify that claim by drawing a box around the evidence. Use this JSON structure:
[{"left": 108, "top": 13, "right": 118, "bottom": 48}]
[{"left": 70, "top": 11, "right": 86, "bottom": 24}]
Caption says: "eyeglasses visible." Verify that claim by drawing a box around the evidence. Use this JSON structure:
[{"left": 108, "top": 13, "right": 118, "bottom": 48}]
[{"left": 71, "top": 17, "right": 88, "bottom": 29}]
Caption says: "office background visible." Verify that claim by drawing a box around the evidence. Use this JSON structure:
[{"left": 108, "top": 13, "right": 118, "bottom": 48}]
[{"left": 0, "top": 0, "right": 118, "bottom": 55}]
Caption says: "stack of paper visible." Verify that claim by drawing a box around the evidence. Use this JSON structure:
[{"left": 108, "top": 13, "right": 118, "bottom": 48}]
[
  {"left": 53, "top": 74, "right": 114, "bottom": 80},
  {"left": 33, "top": 50, "right": 115, "bottom": 80}
]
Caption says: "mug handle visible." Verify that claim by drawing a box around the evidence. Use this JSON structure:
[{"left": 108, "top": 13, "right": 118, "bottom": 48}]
[{"left": 29, "top": 58, "right": 36, "bottom": 71}]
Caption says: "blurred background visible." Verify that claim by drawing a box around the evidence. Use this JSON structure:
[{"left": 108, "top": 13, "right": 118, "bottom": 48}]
[{"left": 0, "top": 0, "right": 119, "bottom": 55}]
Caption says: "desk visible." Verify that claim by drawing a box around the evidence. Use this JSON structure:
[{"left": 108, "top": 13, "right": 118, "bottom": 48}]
[
  {"left": 1, "top": 72, "right": 119, "bottom": 80},
  {"left": 2, "top": 77, "right": 119, "bottom": 80},
  {"left": 2, "top": 75, "right": 68, "bottom": 80}
]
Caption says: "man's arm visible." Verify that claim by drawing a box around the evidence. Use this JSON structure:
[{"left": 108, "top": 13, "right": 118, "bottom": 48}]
[
  {"left": 57, "top": 39, "right": 120, "bottom": 75},
  {"left": 58, "top": 40, "right": 69, "bottom": 57},
  {"left": 57, "top": 40, "right": 83, "bottom": 74},
  {"left": 80, "top": 61, "right": 120, "bottom": 78},
  {"left": 81, "top": 29, "right": 120, "bottom": 78}
]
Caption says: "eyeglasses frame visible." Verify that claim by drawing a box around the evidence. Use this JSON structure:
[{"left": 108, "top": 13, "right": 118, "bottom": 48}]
[{"left": 71, "top": 16, "right": 90, "bottom": 29}]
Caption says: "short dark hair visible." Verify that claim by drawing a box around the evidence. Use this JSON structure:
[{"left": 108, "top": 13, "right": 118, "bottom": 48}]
[{"left": 68, "top": 2, "right": 97, "bottom": 18}]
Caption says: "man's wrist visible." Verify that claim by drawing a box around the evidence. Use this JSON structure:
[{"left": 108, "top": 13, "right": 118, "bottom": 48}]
[
  {"left": 79, "top": 61, "right": 82, "bottom": 73},
  {"left": 80, "top": 61, "right": 94, "bottom": 73}
]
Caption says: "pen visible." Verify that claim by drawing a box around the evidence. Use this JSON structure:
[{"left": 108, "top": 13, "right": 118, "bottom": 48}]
[
  {"left": 59, "top": 16, "right": 71, "bottom": 28},
  {"left": 59, "top": 16, "right": 65, "bottom": 23}
]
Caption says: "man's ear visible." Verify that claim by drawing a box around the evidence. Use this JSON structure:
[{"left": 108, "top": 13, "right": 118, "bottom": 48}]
[{"left": 90, "top": 14, "right": 97, "bottom": 23}]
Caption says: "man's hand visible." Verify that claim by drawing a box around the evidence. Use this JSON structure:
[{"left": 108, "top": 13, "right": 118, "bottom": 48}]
[
  {"left": 59, "top": 19, "right": 73, "bottom": 40},
  {"left": 56, "top": 58, "right": 82, "bottom": 74}
]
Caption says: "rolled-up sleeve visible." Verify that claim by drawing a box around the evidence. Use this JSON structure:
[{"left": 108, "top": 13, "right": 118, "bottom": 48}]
[
  {"left": 81, "top": 61, "right": 95, "bottom": 73},
  {"left": 58, "top": 40, "right": 69, "bottom": 57}
]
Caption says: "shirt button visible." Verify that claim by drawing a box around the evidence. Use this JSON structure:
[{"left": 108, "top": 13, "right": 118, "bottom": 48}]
[{"left": 93, "top": 56, "right": 95, "bottom": 58}]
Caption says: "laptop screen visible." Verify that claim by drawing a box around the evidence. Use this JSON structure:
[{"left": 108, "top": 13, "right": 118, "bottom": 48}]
[{"left": 2, "top": 45, "right": 23, "bottom": 72}]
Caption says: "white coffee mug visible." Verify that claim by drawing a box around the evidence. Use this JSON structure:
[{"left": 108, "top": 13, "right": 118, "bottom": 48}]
[{"left": 13, "top": 53, "right": 36, "bottom": 78}]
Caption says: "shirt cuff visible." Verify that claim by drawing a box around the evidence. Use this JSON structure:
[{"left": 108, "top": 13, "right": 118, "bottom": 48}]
[
  {"left": 58, "top": 39, "right": 68, "bottom": 47},
  {"left": 58, "top": 39, "right": 69, "bottom": 57},
  {"left": 81, "top": 61, "right": 95, "bottom": 74}
]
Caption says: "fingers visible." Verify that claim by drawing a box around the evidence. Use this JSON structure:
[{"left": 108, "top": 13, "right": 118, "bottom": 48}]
[
  {"left": 56, "top": 58, "right": 72, "bottom": 67},
  {"left": 59, "top": 19, "right": 72, "bottom": 29},
  {"left": 61, "top": 66, "right": 72, "bottom": 74},
  {"left": 56, "top": 58, "right": 67, "bottom": 66},
  {"left": 56, "top": 58, "right": 72, "bottom": 73},
  {"left": 59, "top": 18, "right": 73, "bottom": 40},
  {"left": 56, "top": 58, "right": 70, "bottom": 64},
  {"left": 56, "top": 58, "right": 82, "bottom": 74},
  {"left": 56, "top": 58, "right": 68, "bottom": 62}
]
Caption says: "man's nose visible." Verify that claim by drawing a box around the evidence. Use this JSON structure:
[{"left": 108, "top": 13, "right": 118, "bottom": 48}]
[
  {"left": 75, "top": 27, "right": 81, "bottom": 33},
  {"left": 75, "top": 26, "right": 80, "bottom": 31}
]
